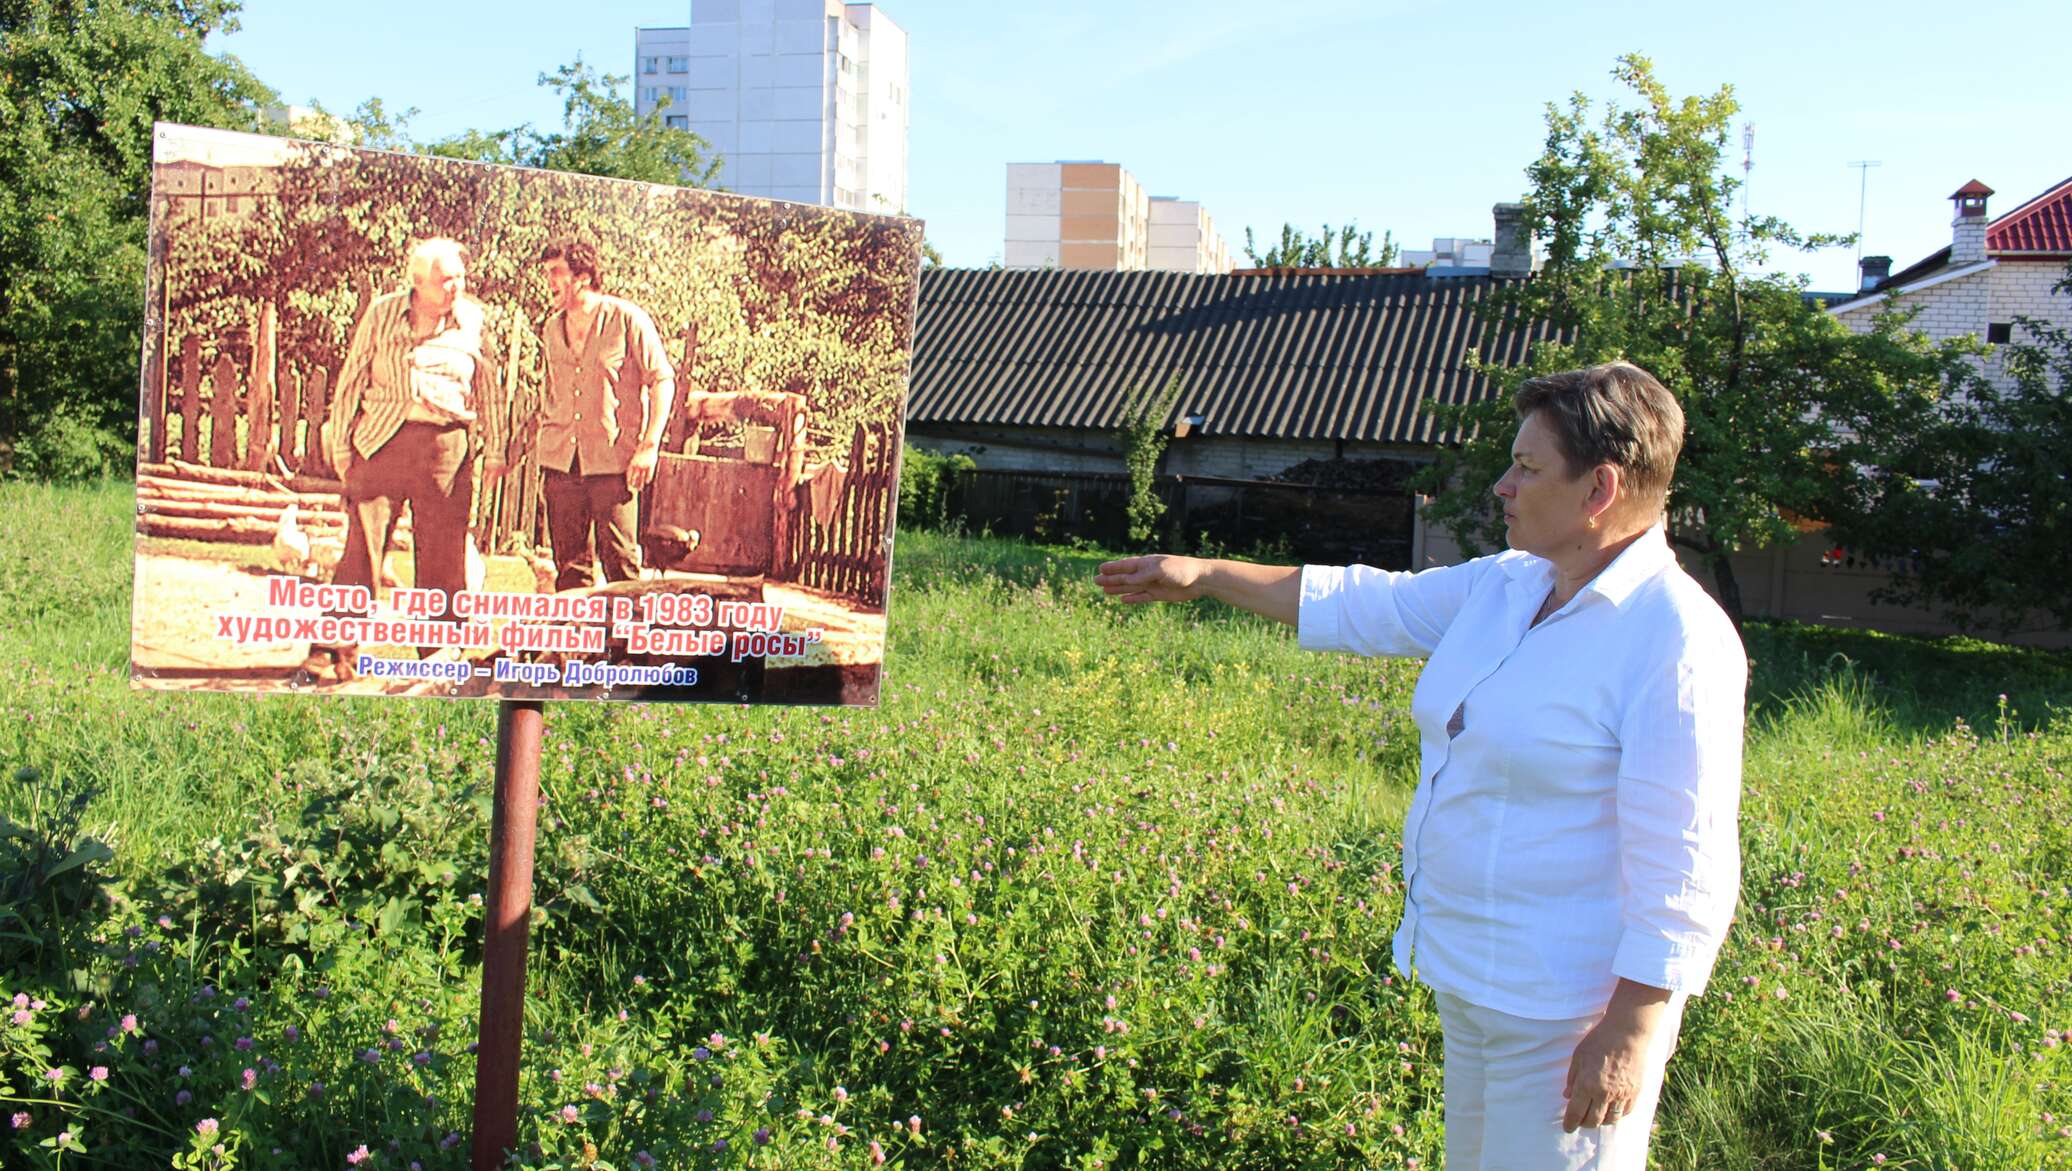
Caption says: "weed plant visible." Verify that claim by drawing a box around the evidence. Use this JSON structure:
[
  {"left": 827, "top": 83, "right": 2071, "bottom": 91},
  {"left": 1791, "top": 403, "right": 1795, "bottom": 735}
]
[{"left": 1, "top": 483, "right": 2067, "bottom": 1169}]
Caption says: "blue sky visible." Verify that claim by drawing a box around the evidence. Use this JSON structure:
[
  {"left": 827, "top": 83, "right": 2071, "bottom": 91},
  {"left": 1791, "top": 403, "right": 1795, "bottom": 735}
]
[{"left": 215, "top": 0, "right": 2067, "bottom": 290}]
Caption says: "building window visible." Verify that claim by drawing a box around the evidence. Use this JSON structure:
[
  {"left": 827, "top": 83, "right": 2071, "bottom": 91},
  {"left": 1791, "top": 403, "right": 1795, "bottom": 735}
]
[
  {"left": 1986, "top": 322, "right": 2013, "bottom": 344},
  {"left": 641, "top": 56, "right": 660, "bottom": 74},
  {"left": 668, "top": 85, "right": 687, "bottom": 102},
  {"left": 666, "top": 56, "right": 689, "bottom": 72},
  {"left": 642, "top": 86, "right": 660, "bottom": 105},
  {"left": 666, "top": 115, "right": 688, "bottom": 130}
]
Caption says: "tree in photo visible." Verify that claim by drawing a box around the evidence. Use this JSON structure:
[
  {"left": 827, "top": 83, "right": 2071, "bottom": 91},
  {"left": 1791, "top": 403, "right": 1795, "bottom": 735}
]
[
  {"left": 1417, "top": 54, "right": 1969, "bottom": 628},
  {"left": 161, "top": 140, "right": 919, "bottom": 479},
  {"left": 162, "top": 57, "right": 727, "bottom": 410},
  {"left": 1242, "top": 221, "right": 1398, "bottom": 268},
  {"left": 0, "top": 0, "right": 276, "bottom": 477}
]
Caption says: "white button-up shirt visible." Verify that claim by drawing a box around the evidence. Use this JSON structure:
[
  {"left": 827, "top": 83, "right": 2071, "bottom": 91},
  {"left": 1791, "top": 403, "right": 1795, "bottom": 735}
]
[{"left": 1298, "top": 527, "right": 1745, "bottom": 1019}]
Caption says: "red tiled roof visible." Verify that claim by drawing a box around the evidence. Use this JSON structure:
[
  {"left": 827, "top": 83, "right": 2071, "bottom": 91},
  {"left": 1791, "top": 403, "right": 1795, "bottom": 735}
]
[
  {"left": 1987, "top": 175, "right": 2072, "bottom": 254},
  {"left": 1951, "top": 179, "right": 1995, "bottom": 199}
]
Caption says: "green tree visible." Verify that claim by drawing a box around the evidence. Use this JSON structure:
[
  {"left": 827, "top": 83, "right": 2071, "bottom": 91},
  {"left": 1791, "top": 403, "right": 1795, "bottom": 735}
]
[
  {"left": 1242, "top": 221, "right": 1398, "bottom": 268},
  {"left": 1833, "top": 267, "right": 2072, "bottom": 632},
  {"left": 425, "top": 58, "right": 719, "bottom": 188},
  {"left": 1417, "top": 55, "right": 1965, "bottom": 628},
  {"left": 333, "top": 97, "right": 419, "bottom": 153},
  {"left": 0, "top": 0, "right": 276, "bottom": 477}
]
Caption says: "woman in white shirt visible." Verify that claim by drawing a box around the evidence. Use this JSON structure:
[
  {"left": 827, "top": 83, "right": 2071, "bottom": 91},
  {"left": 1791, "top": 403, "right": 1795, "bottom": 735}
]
[{"left": 1096, "top": 362, "right": 1745, "bottom": 1170}]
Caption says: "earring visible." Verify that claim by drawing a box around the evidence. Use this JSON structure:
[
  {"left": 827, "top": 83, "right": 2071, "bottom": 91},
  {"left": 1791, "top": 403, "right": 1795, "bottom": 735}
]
[{"left": 1587, "top": 516, "right": 1598, "bottom": 530}]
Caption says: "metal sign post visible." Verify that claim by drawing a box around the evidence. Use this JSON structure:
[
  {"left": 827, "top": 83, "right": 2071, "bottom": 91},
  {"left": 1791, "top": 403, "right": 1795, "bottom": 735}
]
[{"left": 471, "top": 699, "right": 545, "bottom": 1171}]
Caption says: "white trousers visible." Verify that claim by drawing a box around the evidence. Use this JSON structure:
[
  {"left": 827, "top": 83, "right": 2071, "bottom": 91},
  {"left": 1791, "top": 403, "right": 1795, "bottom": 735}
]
[{"left": 1434, "top": 990, "right": 1687, "bottom": 1171}]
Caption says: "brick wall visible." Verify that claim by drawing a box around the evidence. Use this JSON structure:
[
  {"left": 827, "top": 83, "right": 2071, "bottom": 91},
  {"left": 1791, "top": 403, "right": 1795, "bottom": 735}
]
[
  {"left": 1164, "top": 438, "right": 1335, "bottom": 480},
  {"left": 1833, "top": 259, "right": 2071, "bottom": 393},
  {"left": 1987, "top": 261, "right": 2072, "bottom": 333}
]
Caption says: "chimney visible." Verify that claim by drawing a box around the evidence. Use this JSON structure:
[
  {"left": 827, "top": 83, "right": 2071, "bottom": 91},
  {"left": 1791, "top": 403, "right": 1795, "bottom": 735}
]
[
  {"left": 1949, "top": 180, "right": 1992, "bottom": 265},
  {"left": 1858, "top": 255, "right": 1892, "bottom": 292},
  {"left": 1490, "top": 202, "right": 1533, "bottom": 278}
]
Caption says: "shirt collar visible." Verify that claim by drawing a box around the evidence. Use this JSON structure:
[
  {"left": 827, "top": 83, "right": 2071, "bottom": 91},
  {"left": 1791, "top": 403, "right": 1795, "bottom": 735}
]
[
  {"left": 1499, "top": 524, "right": 1676, "bottom": 609},
  {"left": 1585, "top": 525, "right": 1676, "bottom": 607},
  {"left": 404, "top": 289, "right": 461, "bottom": 333}
]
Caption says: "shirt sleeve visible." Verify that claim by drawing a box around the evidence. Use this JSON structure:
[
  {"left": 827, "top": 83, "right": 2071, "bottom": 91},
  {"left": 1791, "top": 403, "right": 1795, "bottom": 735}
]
[
  {"left": 1296, "top": 556, "right": 1492, "bottom": 659},
  {"left": 326, "top": 300, "right": 382, "bottom": 474},
  {"left": 632, "top": 307, "right": 676, "bottom": 388},
  {"left": 1610, "top": 619, "right": 1747, "bottom": 995}
]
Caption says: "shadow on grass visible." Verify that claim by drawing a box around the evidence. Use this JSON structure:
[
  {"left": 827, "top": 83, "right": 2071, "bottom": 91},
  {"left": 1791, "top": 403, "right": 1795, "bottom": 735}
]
[{"left": 1743, "top": 619, "right": 2072, "bottom": 737}]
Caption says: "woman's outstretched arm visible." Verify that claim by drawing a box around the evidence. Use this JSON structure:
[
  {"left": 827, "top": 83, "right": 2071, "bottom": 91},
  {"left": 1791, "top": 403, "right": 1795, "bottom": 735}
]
[{"left": 1094, "top": 555, "right": 1301, "bottom": 626}]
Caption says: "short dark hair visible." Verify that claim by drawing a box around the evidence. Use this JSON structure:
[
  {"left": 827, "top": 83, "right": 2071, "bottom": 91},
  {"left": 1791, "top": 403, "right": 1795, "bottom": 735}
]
[
  {"left": 539, "top": 239, "right": 604, "bottom": 292},
  {"left": 1513, "top": 361, "right": 1685, "bottom": 507}
]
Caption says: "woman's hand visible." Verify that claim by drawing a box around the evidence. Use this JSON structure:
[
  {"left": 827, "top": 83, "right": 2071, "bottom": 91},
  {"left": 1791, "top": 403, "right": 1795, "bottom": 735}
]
[
  {"left": 1561, "top": 1015, "right": 1651, "bottom": 1130},
  {"left": 1563, "top": 978, "right": 1673, "bottom": 1132},
  {"left": 1094, "top": 555, "right": 1210, "bottom": 604},
  {"left": 1094, "top": 556, "right": 1302, "bottom": 625}
]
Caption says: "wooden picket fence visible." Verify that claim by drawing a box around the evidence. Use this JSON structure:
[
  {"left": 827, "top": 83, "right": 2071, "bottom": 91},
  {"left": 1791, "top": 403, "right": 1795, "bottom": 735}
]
[{"left": 783, "top": 423, "right": 896, "bottom": 608}]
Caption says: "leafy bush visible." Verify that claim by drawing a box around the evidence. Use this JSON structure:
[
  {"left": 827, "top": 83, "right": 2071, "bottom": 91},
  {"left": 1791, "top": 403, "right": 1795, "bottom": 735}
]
[
  {"left": 3, "top": 406, "right": 132, "bottom": 484},
  {"left": 896, "top": 446, "right": 975, "bottom": 532},
  {"left": 1118, "top": 375, "right": 1181, "bottom": 546},
  {"left": 0, "top": 764, "right": 113, "bottom": 977}
]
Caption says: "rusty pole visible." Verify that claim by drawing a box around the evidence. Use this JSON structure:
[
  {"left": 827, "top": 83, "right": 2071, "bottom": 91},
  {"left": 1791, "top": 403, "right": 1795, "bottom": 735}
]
[{"left": 472, "top": 699, "right": 545, "bottom": 1171}]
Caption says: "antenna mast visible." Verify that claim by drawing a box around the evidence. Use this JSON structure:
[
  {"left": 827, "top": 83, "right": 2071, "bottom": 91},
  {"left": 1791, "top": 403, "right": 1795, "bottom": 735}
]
[
  {"left": 1741, "top": 123, "right": 1754, "bottom": 223},
  {"left": 1848, "top": 159, "right": 1883, "bottom": 266}
]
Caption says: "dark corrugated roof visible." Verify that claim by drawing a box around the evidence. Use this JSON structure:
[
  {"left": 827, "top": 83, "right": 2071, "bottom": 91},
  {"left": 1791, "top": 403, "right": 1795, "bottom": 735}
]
[
  {"left": 908, "top": 269, "right": 1558, "bottom": 445},
  {"left": 1875, "top": 245, "right": 1955, "bottom": 293}
]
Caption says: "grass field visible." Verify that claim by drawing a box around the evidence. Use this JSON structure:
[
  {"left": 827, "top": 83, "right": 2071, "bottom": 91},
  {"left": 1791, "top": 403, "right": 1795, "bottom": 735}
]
[{"left": 2, "top": 479, "right": 2069, "bottom": 1170}]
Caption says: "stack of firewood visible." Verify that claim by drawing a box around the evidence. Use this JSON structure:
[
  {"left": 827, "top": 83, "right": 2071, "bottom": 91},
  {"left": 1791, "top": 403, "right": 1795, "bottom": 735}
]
[{"left": 134, "top": 460, "right": 410, "bottom": 549}]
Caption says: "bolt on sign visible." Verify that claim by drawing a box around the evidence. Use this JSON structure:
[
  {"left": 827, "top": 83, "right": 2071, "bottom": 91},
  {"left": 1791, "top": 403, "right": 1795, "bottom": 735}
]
[{"left": 132, "top": 124, "right": 923, "bottom": 707}]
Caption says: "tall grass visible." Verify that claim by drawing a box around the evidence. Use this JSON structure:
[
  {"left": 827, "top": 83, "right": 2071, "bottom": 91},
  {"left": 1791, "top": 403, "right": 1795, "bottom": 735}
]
[{"left": 2, "top": 481, "right": 2068, "bottom": 1170}]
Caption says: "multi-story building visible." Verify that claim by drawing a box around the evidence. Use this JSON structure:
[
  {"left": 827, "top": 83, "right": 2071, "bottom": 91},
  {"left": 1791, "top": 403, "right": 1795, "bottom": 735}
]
[
  {"left": 1148, "top": 198, "right": 1231, "bottom": 274},
  {"left": 632, "top": 28, "right": 693, "bottom": 130},
  {"left": 1005, "top": 161, "right": 1231, "bottom": 273},
  {"left": 635, "top": 0, "right": 908, "bottom": 212},
  {"left": 1400, "top": 235, "right": 1496, "bottom": 275}
]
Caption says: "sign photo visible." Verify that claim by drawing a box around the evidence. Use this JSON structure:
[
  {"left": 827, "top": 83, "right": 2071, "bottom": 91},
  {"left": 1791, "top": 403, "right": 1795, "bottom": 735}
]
[{"left": 132, "top": 124, "right": 923, "bottom": 706}]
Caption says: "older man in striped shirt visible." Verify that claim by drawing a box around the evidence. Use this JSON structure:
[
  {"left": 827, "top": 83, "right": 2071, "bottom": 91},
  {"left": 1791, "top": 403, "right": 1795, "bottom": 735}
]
[{"left": 300, "top": 238, "right": 507, "bottom": 681}]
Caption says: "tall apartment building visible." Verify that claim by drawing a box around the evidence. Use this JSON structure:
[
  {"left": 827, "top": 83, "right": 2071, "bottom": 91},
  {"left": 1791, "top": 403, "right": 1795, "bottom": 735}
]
[
  {"left": 1006, "top": 161, "right": 1231, "bottom": 273},
  {"left": 635, "top": 0, "right": 908, "bottom": 212},
  {"left": 1149, "top": 198, "right": 1230, "bottom": 274}
]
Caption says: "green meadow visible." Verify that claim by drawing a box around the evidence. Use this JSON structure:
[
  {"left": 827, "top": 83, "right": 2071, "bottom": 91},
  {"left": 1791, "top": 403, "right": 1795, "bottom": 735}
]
[{"left": 2, "top": 480, "right": 2068, "bottom": 1170}]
